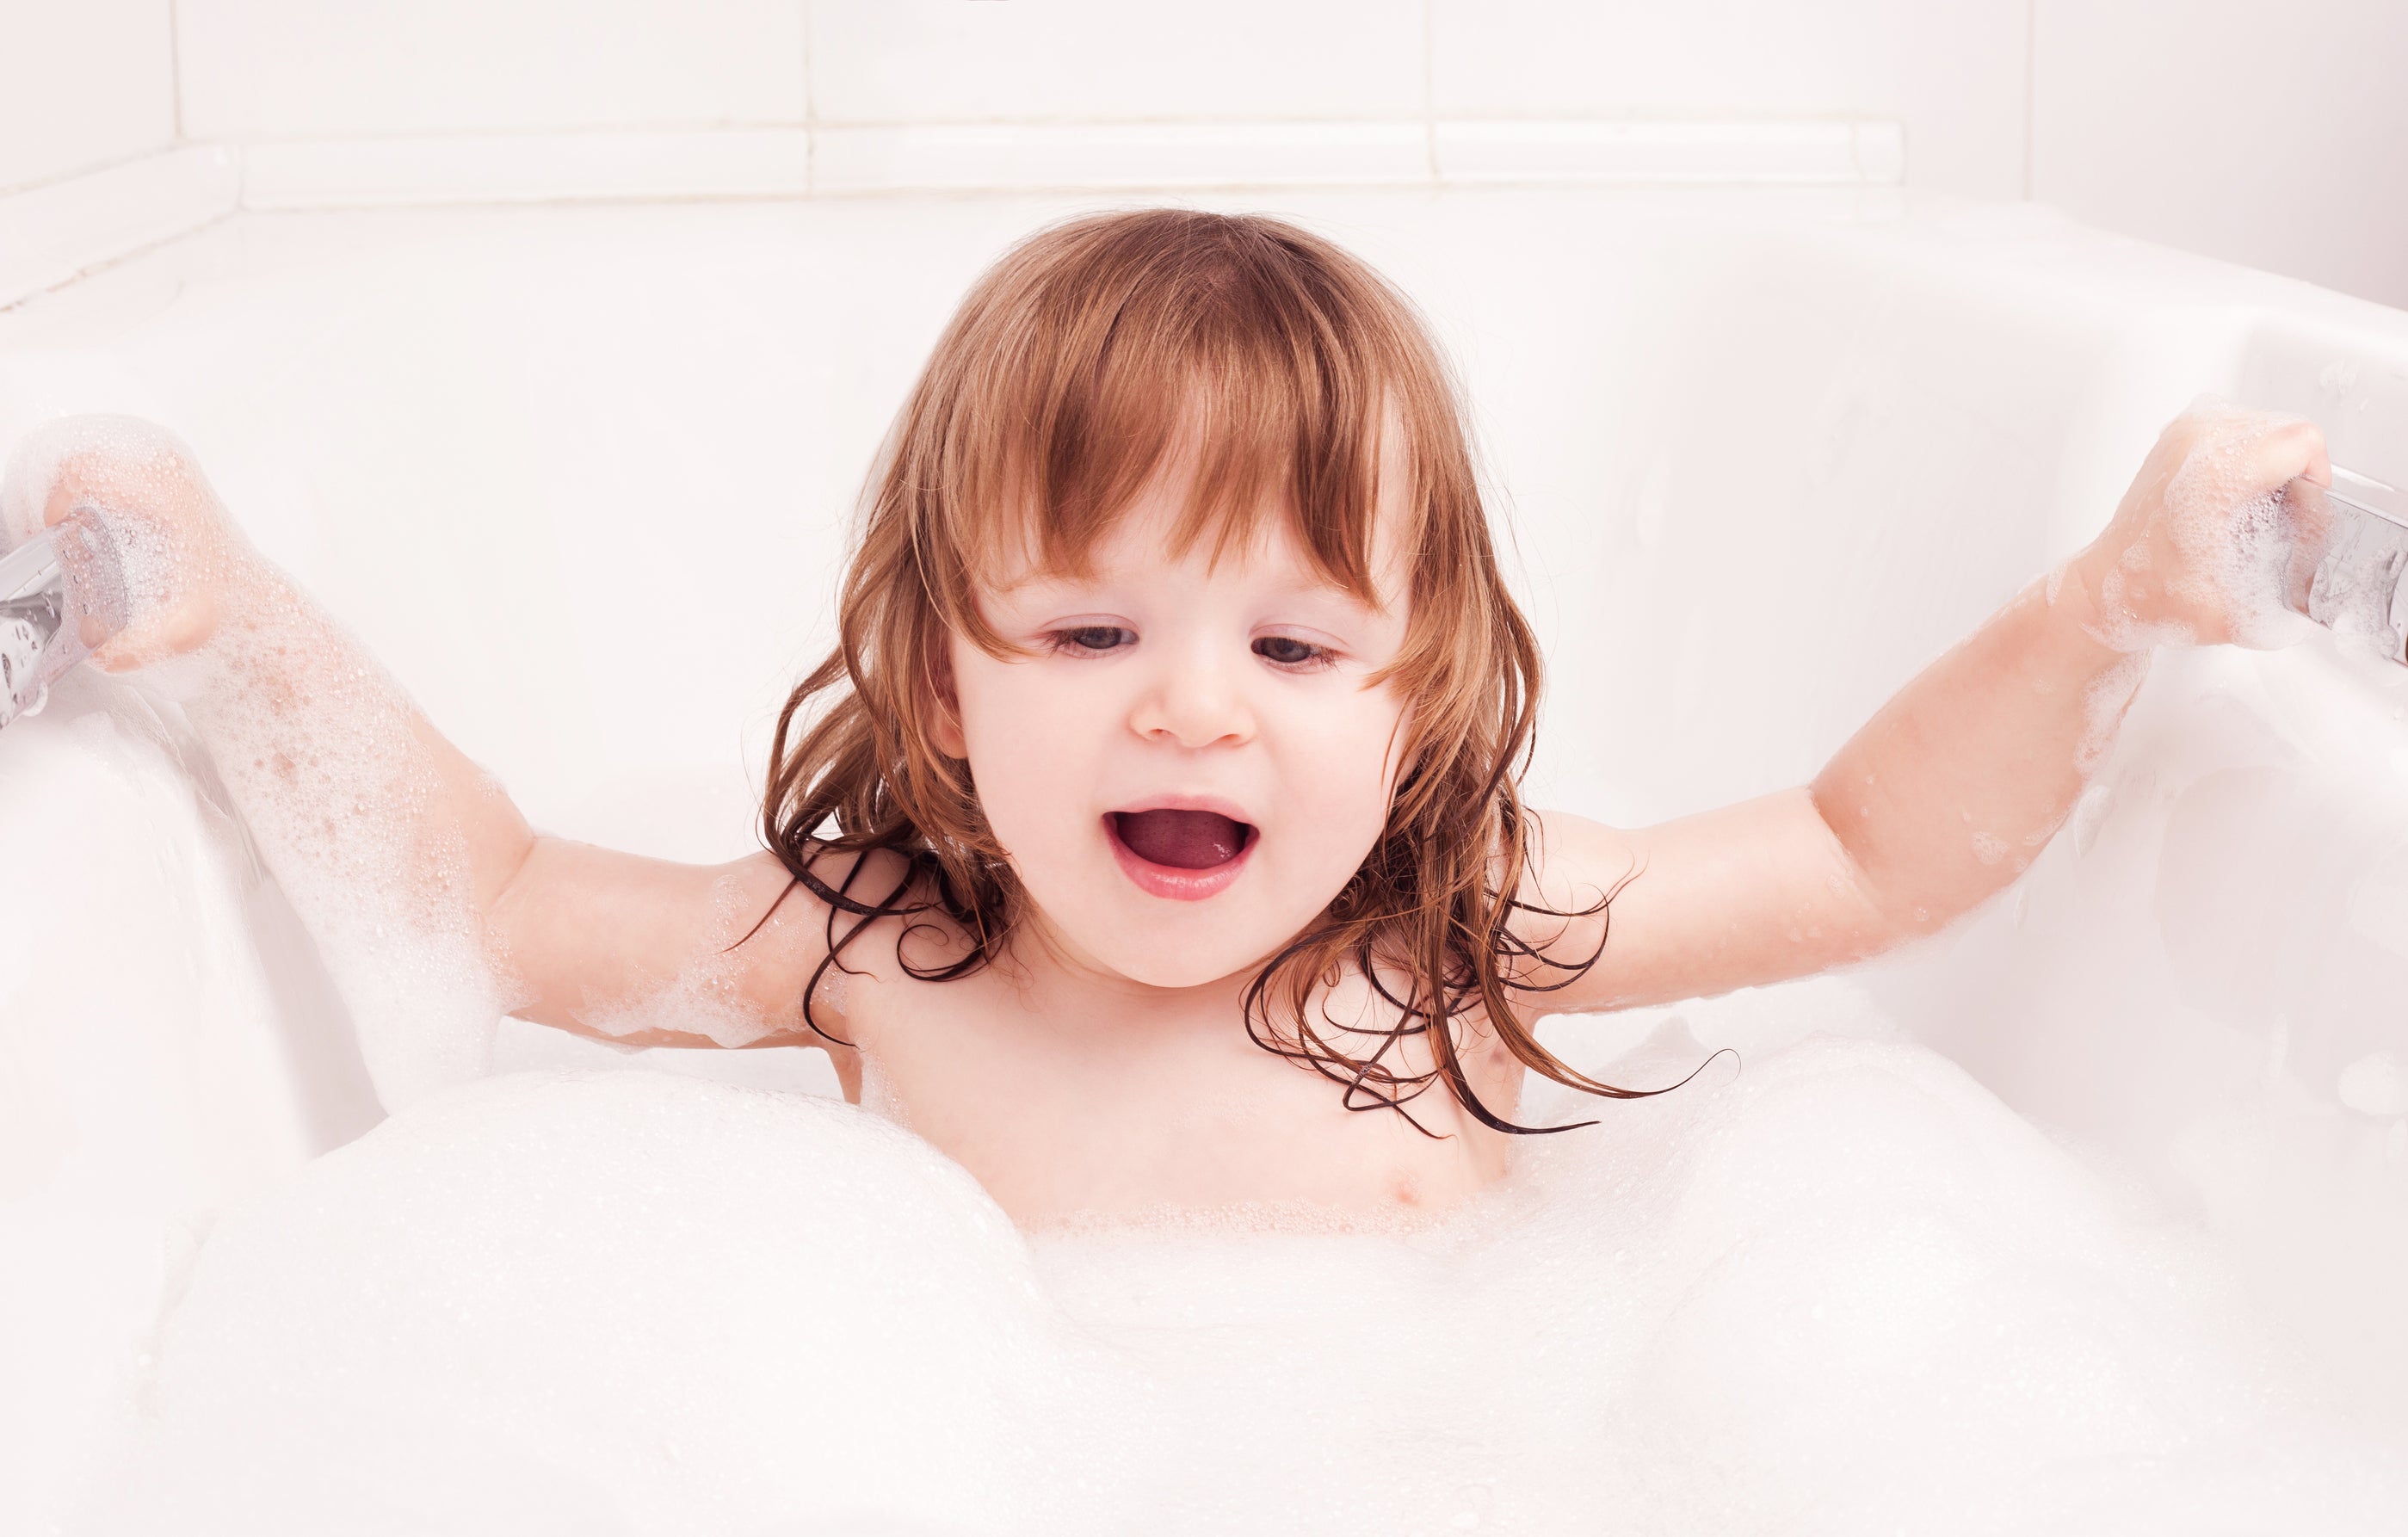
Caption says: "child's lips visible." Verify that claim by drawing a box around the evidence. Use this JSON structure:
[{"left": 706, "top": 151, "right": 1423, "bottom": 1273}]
[{"left": 1103, "top": 806, "right": 1256, "bottom": 901}]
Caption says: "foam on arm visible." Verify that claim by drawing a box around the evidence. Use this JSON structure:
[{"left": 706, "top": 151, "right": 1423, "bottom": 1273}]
[{"left": 0, "top": 417, "right": 830, "bottom": 1109}]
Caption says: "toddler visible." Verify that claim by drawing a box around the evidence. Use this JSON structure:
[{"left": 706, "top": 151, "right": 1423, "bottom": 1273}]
[{"left": 4, "top": 208, "right": 2331, "bottom": 1226}]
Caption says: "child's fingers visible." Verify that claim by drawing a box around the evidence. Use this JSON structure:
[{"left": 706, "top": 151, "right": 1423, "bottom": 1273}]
[
  {"left": 10, "top": 436, "right": 234, "bottom": 668},
  {"left": 40, "top": 445, "right": 198, "bottom": 528},
  {"left": 2244, "top": 415, "right": 2330, "bottom": 493},
  {"left": 40, "top": 461, "right": 91, "bottom": 531},
  {"left": 87, "top": 586, "right": 221, "bottom": 672},
  {"left": 40, "top": 450, "right": 130, "bottom": 529}
]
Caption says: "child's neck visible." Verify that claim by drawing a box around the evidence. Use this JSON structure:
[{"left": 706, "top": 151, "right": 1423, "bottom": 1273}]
[{"left": 995, "top": 914, "right": 1262, "bottom": 1032}]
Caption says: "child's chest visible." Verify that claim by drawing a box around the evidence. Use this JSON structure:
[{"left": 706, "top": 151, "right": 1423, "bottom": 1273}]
[{"left": 833, "top": 964, "right": 1516, "bottom": 1225}]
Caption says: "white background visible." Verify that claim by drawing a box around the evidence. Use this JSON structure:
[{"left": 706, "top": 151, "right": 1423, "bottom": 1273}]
[{"left": 1, "top": 0, "right": 2404, "bottom": 309}]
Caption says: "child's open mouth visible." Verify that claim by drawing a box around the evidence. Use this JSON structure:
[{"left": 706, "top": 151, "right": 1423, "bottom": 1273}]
[{"left": 1105, "top": 807, "right": 1256, "bottom": 900}]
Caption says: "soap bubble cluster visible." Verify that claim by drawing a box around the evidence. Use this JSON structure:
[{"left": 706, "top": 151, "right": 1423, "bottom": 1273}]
[
  {"left": 2087, "top": 399, "right": 2323, "bottom": 656},
  {"left": 1, "top": 416, "right": 504, "bottom": 1109},
  {"left": 81, "top": 1071, "right": 1100, "bottom": 1537},
  {"left": 2, "top": 417, "right": 194, "bottom": 665},
  {"left": 582, "top": 870, "right": 793, "bottom": 1049},
  {"left": 71, "top": 983, "right": 2408, "bottom": 1535},
  {"left": 2158, "top": 404, "right": 2321, "bottom": 651}
]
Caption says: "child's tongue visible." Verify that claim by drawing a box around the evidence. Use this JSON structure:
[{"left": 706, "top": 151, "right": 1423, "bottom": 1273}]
[{"left": 1111, "top": 809, "right": 1249, "bottom": 870}]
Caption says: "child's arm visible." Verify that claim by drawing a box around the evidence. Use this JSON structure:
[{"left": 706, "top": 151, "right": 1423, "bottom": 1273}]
[
  {"left": 1519, "top": 405, "right": 2330, "bottom": 1015},
  {"left": 6, "top": 420, "right": 843, "bottom": 1088}
]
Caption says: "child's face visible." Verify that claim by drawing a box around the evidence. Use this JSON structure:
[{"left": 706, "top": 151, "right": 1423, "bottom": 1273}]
[{"left": 945, "top": 469, "right": 1412, "bottom": 991}]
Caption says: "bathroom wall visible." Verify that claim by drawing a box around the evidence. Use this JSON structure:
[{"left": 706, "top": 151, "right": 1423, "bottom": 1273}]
[
  {"left": 175, "top": 0, "right": 807, "bottom": 139},
  {"left": 1429, "top": 0, "right": 2030, "bottom": 199},
  {"left": 0, "top": 1, "right": 176, "bottom": 193},
  {"left": 163, "top": 0, "right": 2020, "bottom": 194},
  {"left": 2031, "top": 0, "right": 2408, "bottom": 311},
  {"left": 1, "top": 2, "right": 2405, "bottom": 310}
]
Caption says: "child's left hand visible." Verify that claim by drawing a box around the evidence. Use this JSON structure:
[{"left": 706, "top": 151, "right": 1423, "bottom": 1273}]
[{"left": 2068, "top": 403, "right": 2332, "bottom": 651}]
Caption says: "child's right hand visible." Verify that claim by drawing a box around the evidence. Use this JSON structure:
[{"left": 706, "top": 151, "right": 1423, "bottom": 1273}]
[{"left": 1, "top": 417, "right": 251, "bottom": 673}]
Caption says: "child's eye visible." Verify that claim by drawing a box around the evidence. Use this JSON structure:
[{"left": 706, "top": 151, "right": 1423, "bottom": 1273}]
[
  {"left": 1252, "top": 635, "right": 1333, "bottom": 670},
  {"left": 1048, "top": 625, "right": 1135, "bottom": 656}
]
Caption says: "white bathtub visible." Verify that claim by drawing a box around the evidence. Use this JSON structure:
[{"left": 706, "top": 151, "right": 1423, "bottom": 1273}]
[{"left": 6, "top": 186, "right": 2408, "bottom": 1524}]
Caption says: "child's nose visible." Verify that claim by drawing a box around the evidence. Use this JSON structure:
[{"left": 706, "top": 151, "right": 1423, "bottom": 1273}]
[{"left": 1130, "top": 652, "right": 1255, "bottom": 750}]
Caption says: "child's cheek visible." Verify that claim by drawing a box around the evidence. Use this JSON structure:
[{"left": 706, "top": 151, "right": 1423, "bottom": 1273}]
[
  {"left": 1269, "top": 682, "right": 1404, "bottom": 865},
  {"left": 952, "top": 657, "right": 1091, "bottom": 855}
]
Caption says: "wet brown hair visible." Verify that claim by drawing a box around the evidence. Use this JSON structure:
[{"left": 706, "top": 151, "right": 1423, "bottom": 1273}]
[{"left": 758, "top": 207, "right": 1655, "bottom": 1134}]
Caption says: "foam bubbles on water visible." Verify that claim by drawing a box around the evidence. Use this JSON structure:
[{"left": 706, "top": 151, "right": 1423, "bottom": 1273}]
[
  {"left": 2, "top": 417, "right": 503, "bottom": 1108},
  {"left": 83, "top": 1071, "right": 1100, "bottom": 1537},
  {"left": 79, "top": 982, "right": 2408, "bottom": 1534}
]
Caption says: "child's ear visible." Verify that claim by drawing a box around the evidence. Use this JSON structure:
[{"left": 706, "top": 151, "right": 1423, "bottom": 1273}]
[
  {"left": 930, "top": 711, "right": 967, "bottom": 759},
  {"left": 926, "top": 651, "right": 968, "bottom": 759}
]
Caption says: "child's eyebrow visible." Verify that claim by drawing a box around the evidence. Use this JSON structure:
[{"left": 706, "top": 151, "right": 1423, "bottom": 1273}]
[
  {"left": 979, "top": 570, "right": 1095, "bottom": 602},
  {"left": 979, "top": 539, "right": 1403, "bottom": 615},
  {"left": 1264, "top": 578, "right": 1387, "bottom": 614}
]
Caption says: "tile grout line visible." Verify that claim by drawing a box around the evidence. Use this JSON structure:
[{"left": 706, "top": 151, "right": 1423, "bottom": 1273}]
[
  {"left": 9, "top": 120, "right": 1906, "bottom": 269},
  {"left": 0, "top": 205, "right": 239, "bottom": 315}
]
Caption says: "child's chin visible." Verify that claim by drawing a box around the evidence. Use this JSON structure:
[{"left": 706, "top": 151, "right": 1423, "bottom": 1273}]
[
  {"left": 1090, "top": 929, "right": 1267, "bottom": 991},
  {"left": 1108, "top": 951, "right": 1249, "bottom": 990}
]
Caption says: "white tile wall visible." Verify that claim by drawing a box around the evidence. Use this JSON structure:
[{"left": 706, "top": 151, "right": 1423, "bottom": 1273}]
[
  {"left": 806, "top": 0, "right": 1424, "bottom": 125},
  {"left": 811, "top": 121, "right": 1429, "bottom": 195},
  {"left": 109, "top": 1, "right": 2032, "bottom": 198},
  {"left": 239, "top": 130, "right": 812, "bottom": 209},
  {"left": 174, "top": 0, "right": 808, "bottom": 139},
  {"left": 1429, "top": 0, "right": 1906, "bottom": 118},
  {"left": 1895, "top": 0, "right": 2028, "bottom": 201},
  {"left": 14, "top": 0, "right": 2408, "bottom": 316},
  {"left": 0, "top": 1, "right": 177, "bottom": 193},
  {"left": 1428, "top": 0, "right": 2028, "bottom": 199},
  {"left": 2032, "top": 0, "right": 2408, "bottom": 311},
  {"left": 0, "top": 146, "right": 238, "bottom": 302}
]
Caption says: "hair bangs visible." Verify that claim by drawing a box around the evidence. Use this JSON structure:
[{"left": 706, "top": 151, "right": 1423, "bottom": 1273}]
[{"left": 933, "top": 213, "right": 1433, "bottom": 633}]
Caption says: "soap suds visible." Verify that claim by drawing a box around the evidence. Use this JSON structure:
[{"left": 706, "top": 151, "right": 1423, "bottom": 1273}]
[
  {"left": 2084, "top": 402, "right": 2325, "bottom": 657},
  {"left": 2157, "top": 401, "right": 2318, "bottom": 651},
  {"left": 73, "top": 988, "right": 2408, "bottom": 1535},
  {"left": 581, "top": 871, "right": 790, "bottom": 1048},
  {"left": 2075, "top": 652, "right": 2150, "bottom": 775},
  {"left": 4, "top": 417, "right": 504, "bottom": 1108}
]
